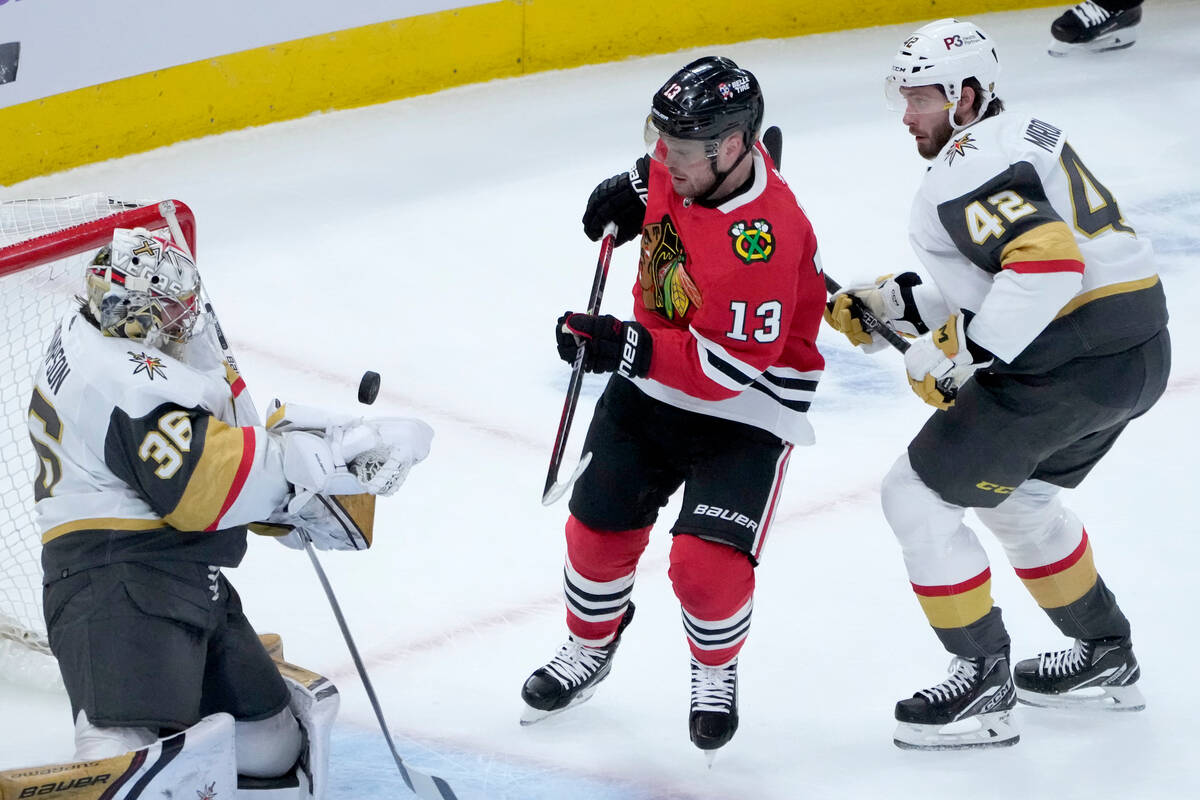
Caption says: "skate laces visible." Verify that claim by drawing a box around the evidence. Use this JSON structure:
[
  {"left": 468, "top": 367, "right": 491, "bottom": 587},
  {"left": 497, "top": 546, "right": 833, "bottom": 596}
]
[
  {"left": 543, "top": 640, "right": 609, "bottom": 688},
  {"left": 1037, "top": 640, "right": 1091, "bottom": 677},
  {"left": 917, "top": 657, "right": 980, "bottom": 704},
  {"left": 1071, "top": 1, "right": 1111, "bottom": 26},
  {"left": 690, "top": 658, "right": 737, "bottom": 713}
]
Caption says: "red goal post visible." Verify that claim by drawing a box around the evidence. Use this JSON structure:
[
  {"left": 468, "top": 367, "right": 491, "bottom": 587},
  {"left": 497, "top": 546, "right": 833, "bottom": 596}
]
[{"left": 0, "top": 195, "right": 196, "bottom": 689}]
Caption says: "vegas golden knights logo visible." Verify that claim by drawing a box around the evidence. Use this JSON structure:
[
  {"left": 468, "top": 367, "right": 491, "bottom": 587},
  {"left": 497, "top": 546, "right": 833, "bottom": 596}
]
[
  {"left": 729, "top": 219, "right": 774, "bottom": 264},
  {"left": 638, "top": 215, "right": 703, "bottom": 321}
]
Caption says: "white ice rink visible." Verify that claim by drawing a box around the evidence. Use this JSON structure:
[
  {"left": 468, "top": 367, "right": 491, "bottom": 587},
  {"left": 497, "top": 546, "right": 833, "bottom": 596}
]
[{"left": 2, "top": 2, "right": 1199, "bottom": 798}]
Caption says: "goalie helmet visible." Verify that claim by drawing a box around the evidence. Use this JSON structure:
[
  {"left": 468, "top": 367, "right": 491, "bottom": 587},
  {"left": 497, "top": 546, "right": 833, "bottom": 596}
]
[
  {"left": 885, "top": 18, "right": 999, "bottom": 128},
  {"left": 645, "top": 56, "right": 764, "bottom": 161},
  {"left": 85, "top": 228, "right": 201, "bottom": 343}
]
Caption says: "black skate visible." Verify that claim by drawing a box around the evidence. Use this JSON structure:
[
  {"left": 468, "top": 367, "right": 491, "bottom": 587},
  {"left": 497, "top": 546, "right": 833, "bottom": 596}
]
[
  {"left": 519, "top": 603, "right": 634, "bottom": 725},
  {"left": 893, "top": 654, "right": 1019, "bottom": 750},
  {"left": 1014, "top": 636, "right": 1144, "bottom": 711},
  {"left": 1049, "top": 2, "right": 1141, "bottom": 56},
  {"left": 689, "top": 656, "right": 739, "bottom": 762}
]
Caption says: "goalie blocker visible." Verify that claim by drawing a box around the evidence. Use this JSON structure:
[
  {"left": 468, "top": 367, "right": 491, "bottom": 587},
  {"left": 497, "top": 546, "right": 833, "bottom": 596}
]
[{"left": 0, "top": 639, "right": 338, "bottom": 800}]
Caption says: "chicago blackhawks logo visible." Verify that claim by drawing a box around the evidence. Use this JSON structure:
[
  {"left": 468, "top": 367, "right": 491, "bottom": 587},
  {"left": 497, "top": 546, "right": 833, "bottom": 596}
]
[
  {"left": 128, "top": 351, "right": 167, "bottom": 381},
  {"left": 729, "top": 220, "right": 774, "bottom": 264},
  {"left": 944, "top": 132, "right": 978, "bottom": 165},
  {"left": 197, "top": 782, "right": 218, "bottom": 800},
  {"left": 638, "top": 216, "right": 703, "bottom": 322}
]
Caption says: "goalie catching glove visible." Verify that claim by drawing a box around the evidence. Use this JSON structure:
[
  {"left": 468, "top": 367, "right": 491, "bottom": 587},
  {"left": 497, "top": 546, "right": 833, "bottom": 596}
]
[
  {"left": 904, "top": 314, "right": 994, "bottom": 410},
  {"left": 263, "top": 401, "right": 433, "bottom": 550},
  {"left": 824, "top": 272, "right": 938, "bottom": 352}
]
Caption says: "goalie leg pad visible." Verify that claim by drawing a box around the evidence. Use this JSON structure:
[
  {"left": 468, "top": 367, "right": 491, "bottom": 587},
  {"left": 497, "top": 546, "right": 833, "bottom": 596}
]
[
  {"left": 235, "top": 707, "right": 303, "bottom": 779},
  {"left": 73, "top": 710, "right": 158, "bottom": 760},
  {"left": 1, "top": 712, "right": 237, "bottom": 800},
  {"left": 273, "top": 658, "right": 340, "bottom": 800}
]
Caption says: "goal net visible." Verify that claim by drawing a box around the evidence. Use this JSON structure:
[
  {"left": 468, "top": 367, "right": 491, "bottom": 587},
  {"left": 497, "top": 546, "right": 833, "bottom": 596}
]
[{"left": 0, "top": 195, "right": 196, "bottom": 690}]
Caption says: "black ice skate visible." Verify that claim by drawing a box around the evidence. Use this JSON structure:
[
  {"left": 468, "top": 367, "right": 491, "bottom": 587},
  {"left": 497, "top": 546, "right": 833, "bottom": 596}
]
[
  {"left": 689, "top": 656, "right": 739, "bottom": 763},
  {"left": 1049, "top": 2, "right": 1141, "bottom": 56},
  {"left": 1014, "top": 636, "right": 1144, "bottom": 711},
  {"left": 519, "top": 603, "right": 634, "bottom": 725},
  {"left": 893, "top": 654, "right": 1019, "bottom": 750}
]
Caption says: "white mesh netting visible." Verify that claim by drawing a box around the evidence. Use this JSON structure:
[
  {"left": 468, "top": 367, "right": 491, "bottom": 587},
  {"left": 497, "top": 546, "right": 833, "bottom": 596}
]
[{"left": 0, "top": 195, "right": 160, "bottom": 672}]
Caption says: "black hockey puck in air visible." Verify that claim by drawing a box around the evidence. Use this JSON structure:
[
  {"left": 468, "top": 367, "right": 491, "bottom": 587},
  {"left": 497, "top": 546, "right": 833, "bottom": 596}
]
[{"left": 358, "top": 371, "right": 381, "bottom": 405}]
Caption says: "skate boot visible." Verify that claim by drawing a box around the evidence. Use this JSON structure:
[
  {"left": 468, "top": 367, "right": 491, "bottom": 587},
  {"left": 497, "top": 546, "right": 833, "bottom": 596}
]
[
  {"left": 893, "top": 654, "right": 1019, "bottom": 750},
  {"left": 1049, "top": 1, "right": 1141, "bottom": 56},
  {"left": 1014, "top": 636, "right": 1144, "bottom": 711},
  {"left": 519, "top": 603, "right": 634, "bottom": 725},
  {"left": 689, "top": 656, "right": 739, "bottom": 762}
]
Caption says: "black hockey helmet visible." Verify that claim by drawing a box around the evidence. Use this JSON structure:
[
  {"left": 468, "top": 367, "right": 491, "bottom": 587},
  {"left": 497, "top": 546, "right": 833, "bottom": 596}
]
[{"left": 648, "top": 56, "right": 764, "bottom": 148}]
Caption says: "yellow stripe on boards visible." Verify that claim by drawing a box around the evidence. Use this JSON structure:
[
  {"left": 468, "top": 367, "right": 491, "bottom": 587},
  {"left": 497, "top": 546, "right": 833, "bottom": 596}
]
[{"left": 3, "top": 0, "right": 1055, "bottom": 185}]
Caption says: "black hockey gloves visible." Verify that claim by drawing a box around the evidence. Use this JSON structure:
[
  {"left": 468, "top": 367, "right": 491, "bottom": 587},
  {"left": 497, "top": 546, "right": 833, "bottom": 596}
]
[
  {"left": 582, "top": 155, "right": 650, "bottom": 246},
  {"left": 556, "top": 312, "right": 652, "bottom": 378}
]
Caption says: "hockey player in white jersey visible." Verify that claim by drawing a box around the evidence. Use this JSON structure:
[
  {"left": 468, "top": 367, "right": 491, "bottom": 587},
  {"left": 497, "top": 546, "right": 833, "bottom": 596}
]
[
  {"left": 825, "top": 19, "right": 1169, "bottom": 749},
  {"left": 24, "top": 228, "right": 432, "bottom": 796}
]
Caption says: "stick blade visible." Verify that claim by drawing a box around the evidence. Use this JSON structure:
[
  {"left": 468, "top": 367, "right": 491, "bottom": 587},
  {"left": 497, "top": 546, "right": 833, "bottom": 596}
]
[{"left": 541, "top": 451, "right": 593, "bottom": 506}]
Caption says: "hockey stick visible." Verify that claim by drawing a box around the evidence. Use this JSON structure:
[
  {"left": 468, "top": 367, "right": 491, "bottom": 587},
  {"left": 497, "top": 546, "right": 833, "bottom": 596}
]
[
  {"left": 160, "top": 203, "right": 459, "bottom": 798},
  {"left": 541, "top": 221, "right": 618, "bottom": 506},
  {"left": 762, "top": 129, "right": 957, "bottom": 400},
  {"left": 301, "top": 538, "right": 459, "bottom": 800}
]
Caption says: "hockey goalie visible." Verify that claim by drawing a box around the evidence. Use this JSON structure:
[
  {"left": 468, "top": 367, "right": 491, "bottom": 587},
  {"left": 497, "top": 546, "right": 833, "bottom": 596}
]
[{"left": 3, "top": 228, "right": 433, "bottom": 798}]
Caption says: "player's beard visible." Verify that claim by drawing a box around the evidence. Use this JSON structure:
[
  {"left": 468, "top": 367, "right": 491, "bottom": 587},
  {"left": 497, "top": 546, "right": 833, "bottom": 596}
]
[{"left": 916, "top": 115, "right": 954, "bottom": 160}]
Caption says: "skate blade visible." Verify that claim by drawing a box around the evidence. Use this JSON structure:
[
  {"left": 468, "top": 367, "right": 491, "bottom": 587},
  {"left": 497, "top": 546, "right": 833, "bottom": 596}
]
[
  {"left": 1016, "top": 683, "right": 1145, "bottom": 712},
  {"left": 519, "top": 685, "right": 600, "bottom": 726},
  {"left": 703, "top": 750, "right": 718, "bottom": 769},
  {"left": 1048, "top": 30, "right": 1138, "bottom": 57},
  {"left": 893, "top": 710, "right": 1019, "bottom": 751}
]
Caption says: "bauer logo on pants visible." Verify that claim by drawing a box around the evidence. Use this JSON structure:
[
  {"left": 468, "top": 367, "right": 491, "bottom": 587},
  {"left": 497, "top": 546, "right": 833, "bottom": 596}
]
[{"left": 693, "top": 504, "right": 758, "bottom": 532}]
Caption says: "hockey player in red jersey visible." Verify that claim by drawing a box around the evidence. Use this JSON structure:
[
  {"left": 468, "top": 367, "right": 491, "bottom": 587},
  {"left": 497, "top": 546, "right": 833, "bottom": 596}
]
[
  {"left": 825, "top": 19, "right": 1169, "bottom": 749},
  {"left": 519, "top": 56, "right": 828, "bottom": 757}
]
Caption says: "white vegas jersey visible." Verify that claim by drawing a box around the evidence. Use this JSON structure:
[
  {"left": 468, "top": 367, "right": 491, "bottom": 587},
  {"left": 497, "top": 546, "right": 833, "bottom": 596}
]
[
  {"left": 908, "top": 113, "right": 1165, "bottom": 369},
  {"left": 29, "top": 310, "right": 290, "bottom": 578}
]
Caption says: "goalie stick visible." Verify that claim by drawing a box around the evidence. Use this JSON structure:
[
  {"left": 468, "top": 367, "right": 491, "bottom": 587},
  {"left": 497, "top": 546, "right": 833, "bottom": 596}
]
[
  {"left": 159, "top": 206, "right": 460, "bottom": 800},
  {"left": 542, "top": 221, "right": 618, "bottom": 505},
  {"left": 762, "top": 127, "right": 957, "bottom": 401}
]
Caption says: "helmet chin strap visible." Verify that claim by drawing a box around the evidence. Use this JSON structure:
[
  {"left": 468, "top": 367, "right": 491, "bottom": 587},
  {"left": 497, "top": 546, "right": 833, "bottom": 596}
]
[
  {"left": 945, "top": 82, "right": 990, "bottom": 132},
  {"left": 695, "top": 135, "right": 753, "bottom": 203}
]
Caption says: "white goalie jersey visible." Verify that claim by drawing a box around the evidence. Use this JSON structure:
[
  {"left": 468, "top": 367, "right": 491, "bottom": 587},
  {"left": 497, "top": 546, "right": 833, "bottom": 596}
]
[
  {"left": 908, "top": 113, "right": 1167, "bottom": 371},
  {"left": 30, "top": 309, "right": 291, "bottom": 578}
]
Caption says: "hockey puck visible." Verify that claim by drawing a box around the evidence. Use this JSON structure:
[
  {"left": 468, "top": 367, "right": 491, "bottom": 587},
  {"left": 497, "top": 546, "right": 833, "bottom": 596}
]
[{"left": 358, "top": 371, "right": 381, "bottom": 405}]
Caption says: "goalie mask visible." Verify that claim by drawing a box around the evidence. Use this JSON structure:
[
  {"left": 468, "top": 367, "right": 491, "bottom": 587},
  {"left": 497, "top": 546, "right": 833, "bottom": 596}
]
[
  {"left": 85, "top": 228, "right": 201, "bottom": 343},
  {"left": 885, "top": 18, "right": 999, "bottom": 130}
]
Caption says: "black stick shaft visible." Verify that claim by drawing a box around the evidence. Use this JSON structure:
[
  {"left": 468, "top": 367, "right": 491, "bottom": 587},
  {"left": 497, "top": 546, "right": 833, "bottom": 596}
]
[{"left": 542, "top": 226, "right": 616, "bottom": 502}]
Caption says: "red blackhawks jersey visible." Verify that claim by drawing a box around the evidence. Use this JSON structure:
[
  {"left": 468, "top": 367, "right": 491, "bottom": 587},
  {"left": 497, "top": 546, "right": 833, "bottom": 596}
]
[{"left": 626, "top": 143, "right": 826, "bottom": 445}]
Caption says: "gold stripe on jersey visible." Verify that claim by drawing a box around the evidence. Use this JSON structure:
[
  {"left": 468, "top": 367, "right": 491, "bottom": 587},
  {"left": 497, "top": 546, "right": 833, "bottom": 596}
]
[
  {"left": 914, "top": 579, "right": 994, "bottom": 630},
  {"left": 41, "top": 517, "right": 168, "bottom": 545},
  {"left": 166, "top": 417, "right": 250, "bottom": 531},
  {"left": 1000, "top": 221, "right": 1084, "bottom": 271},
  {"left": 1054, "top": 275, "right": 1161, "bottom": 320}
]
